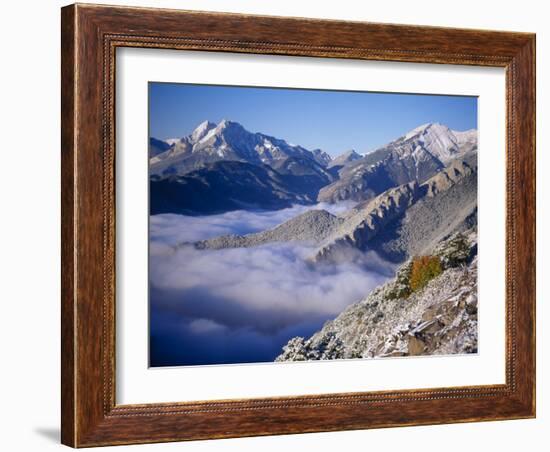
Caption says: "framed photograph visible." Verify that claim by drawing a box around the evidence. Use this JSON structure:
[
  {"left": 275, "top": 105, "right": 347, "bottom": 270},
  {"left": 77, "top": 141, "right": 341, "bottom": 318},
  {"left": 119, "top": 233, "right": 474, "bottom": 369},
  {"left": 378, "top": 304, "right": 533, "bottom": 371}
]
[{"left": 61, "top": 3, "right": 536, "bottom": 447}]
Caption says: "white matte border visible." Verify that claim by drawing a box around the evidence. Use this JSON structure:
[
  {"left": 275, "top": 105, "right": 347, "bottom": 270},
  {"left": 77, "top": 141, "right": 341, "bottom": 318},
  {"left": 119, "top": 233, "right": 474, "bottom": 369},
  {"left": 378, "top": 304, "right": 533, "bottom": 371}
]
[{"left": 116, "top": 48, "right": 506, "bottom": 405}]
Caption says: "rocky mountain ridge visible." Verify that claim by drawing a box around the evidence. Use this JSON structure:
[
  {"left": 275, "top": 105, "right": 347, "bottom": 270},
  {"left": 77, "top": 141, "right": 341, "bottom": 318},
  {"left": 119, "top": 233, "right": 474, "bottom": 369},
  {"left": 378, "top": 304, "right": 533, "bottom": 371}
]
[
  {"left": 150, "top": 121, "right": 477, "bottom": 217},
  {"left": 195, "top": 209, "right": 344, "bottom": 249},
  {"left": 150, "top": 119, "right": 333, "bottom": 177},
  {"left": 195, "top": 154, "right": 477, "bottom": 266},
  {"left": 315, "top": 156, "right": 477, "bottom": 263},
  {"left": 318, "top": 123, "right": 477, "bottom": 204}
]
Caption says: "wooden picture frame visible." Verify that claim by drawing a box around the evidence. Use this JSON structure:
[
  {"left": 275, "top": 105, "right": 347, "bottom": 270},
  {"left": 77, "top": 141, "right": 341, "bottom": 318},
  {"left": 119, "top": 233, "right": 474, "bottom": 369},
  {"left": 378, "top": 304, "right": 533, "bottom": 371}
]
[{"left": 61, "top": 3, "right": 536, "bottom": 447}]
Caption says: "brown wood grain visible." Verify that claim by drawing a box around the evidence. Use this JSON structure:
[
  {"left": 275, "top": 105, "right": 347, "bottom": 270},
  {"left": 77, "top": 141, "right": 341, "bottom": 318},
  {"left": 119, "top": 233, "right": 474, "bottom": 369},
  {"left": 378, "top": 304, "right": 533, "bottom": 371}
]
[
  {"left": 60, "top": 5, "right": 76, "bottom": 446},
  {"left": 61, "top": 3, "right": 536, "bottom": 447}
]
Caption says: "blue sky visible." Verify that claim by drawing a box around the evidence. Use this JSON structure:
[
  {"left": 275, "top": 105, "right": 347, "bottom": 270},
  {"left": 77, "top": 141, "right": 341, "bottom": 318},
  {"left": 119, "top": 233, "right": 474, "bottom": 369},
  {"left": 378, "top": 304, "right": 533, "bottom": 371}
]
[{"left": 149, "top": 82, "right": 477, "bottom": 156}]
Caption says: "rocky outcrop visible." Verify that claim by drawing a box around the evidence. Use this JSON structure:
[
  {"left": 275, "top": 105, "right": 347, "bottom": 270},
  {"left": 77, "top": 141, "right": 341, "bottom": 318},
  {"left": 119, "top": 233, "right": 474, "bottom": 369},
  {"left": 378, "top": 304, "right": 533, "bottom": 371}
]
[
  {"left": 318, "top": 148, "right": 441, "bottom": 204},
  {"left": 422, "top": 158, "right": 476, "bottom": 198},
  {"left": 276, "top": 230, "right": 478, "bottom": 362},
  {"left": 367, "top": 166, "right": 477, "bottom": 263}
]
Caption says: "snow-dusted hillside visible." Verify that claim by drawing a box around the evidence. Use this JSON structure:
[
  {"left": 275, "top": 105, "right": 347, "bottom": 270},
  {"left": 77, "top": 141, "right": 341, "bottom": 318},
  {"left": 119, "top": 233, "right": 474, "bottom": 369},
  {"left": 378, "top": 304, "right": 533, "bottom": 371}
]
[{"left": 276, "top": 229, "right": 478, "bottom": 361}]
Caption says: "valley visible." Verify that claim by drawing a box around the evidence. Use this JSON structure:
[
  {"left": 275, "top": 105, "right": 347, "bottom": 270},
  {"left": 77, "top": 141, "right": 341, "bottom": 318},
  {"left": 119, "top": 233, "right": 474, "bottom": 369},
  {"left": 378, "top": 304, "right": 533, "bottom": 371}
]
[{"left": 149, "top": 119, "right": 479, "bottom": 365}]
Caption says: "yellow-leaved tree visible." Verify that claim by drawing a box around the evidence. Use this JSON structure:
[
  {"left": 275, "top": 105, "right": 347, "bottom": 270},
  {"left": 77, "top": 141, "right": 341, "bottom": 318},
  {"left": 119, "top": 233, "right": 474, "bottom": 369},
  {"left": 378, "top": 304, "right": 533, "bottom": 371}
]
[{"left": 409, "top": 256, "right": 442, "bottom": 292}]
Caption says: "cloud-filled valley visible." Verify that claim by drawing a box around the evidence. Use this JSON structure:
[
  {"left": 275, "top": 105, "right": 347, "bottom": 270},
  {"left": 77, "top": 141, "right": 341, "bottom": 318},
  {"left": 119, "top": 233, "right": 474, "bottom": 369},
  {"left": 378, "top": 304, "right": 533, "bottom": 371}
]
[{"left": 149, "top": 204, "right": 394, "bottom": 366}]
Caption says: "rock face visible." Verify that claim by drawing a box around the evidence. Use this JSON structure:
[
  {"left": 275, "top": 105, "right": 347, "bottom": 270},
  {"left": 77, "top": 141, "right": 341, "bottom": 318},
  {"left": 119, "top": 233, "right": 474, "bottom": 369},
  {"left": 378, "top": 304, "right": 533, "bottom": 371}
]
[
  {"left": 313, "top": 182, "right": 421, "bottom": 262},
  {"left": 276, "top": 230, "right": 478, "bottom": 362},
  {"left": 403, "top": 123, "right": 477, "bottom": 163},
  {"left": 366, "top": 157, "right": 477, "bottom": 263},
  {"left": 318, "top": 123, "right": 477, "bottom": 204},
  {"left": 422, "top": 155, "right": 476, "bottom": 197}
]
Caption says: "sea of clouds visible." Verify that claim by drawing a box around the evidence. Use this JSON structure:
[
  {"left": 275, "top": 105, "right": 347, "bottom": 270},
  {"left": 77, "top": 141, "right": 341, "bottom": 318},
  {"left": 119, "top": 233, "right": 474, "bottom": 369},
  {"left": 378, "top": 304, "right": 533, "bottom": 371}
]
[{"left": 149, "top": 204, "right": 394, "bottom": 366}]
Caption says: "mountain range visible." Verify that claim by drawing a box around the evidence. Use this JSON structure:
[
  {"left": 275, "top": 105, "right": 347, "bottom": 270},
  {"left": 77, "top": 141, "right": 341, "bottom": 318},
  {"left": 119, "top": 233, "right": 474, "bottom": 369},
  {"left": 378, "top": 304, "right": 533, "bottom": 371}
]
[
  {"left": 150, "top": 118, "right": 479, "bottom": 362},
  {"left": 194, "top": 154, "right": 476, "bottom": 265},
  {"left": 150, "top": 119, "right": 332, "bottom": 176},
  {"left": 318, "top": 123, "right": 477, "bottom": 203},
  {"left": 150, "top": 120, "right": 476, "bottom": 215}
]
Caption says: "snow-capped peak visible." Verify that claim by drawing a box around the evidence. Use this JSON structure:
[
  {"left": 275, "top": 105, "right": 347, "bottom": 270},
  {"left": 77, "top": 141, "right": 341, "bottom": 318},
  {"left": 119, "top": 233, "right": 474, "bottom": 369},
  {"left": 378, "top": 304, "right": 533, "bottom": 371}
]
[
  {"left": 151, "top": 118, "right": 338, "bottom": 177},
  {"left": 453, "top": 128, "right": 477, "bottom": 146},
  {"left": 191, "top": 120, "right": 217, "bottom": 142},
  {"left": 401, "top": 122, "right": 476, "bottom": 163},
  {"left": 216, "top": 119, "right": 245, "bottom": 131},
  {"left": 404, "top": 122, "right": 443, "bottom": 141},
  {"left": 328, "top": 149, "right": 361, "bottom": 168}
]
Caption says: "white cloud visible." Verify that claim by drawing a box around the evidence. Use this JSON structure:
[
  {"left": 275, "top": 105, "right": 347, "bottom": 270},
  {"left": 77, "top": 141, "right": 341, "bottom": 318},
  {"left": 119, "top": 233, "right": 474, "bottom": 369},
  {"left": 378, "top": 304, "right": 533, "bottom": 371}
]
[{"left": 149, "top": 201, "right": 355, "bottom": 245}]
